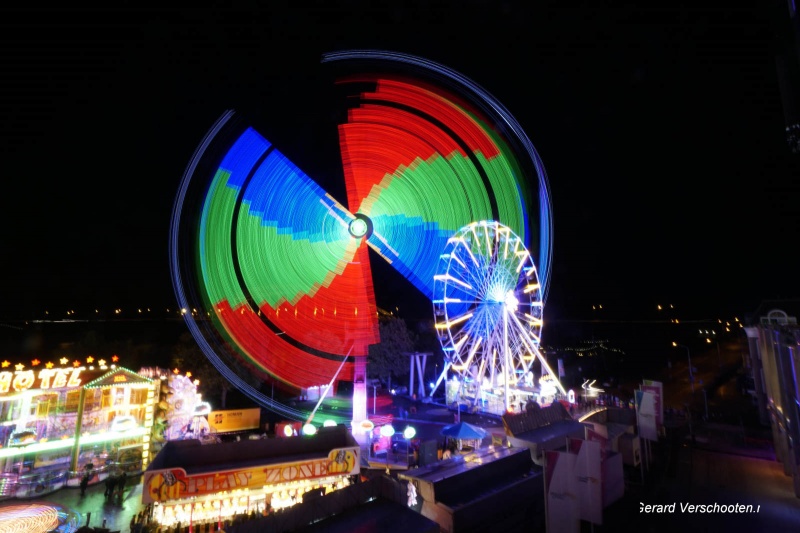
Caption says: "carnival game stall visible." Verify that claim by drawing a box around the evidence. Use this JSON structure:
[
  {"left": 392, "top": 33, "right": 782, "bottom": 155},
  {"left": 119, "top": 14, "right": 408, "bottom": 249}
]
[
  {"left": 142, "top": 424, "right": 360, "bottom": 531},
  {"left": 440, "top": 421, "right": 487, "bottom": 453}
]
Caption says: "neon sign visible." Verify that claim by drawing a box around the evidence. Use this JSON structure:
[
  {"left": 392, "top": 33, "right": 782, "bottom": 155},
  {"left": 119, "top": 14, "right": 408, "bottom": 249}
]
[
  {"left": 0, "top": 368, "right": 83, "bottom": 394},
  {"left": 143, "top": 447, "right": 360, "bottom": 503}
]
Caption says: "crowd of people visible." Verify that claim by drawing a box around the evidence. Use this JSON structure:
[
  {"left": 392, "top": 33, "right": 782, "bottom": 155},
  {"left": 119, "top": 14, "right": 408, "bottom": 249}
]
[
  {"left": 80, "top": 465, "right": 128, "bottom": 500},
  {"left": 104, "top": 471, "right": 128, "bottom": 501},
  {"left": 78, "top": 464, "right": 129, "bottom": 501}
]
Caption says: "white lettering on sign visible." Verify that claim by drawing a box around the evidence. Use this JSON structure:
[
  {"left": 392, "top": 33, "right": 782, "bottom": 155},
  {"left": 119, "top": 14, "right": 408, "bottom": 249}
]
[{"left": 0, "top": 368, "right": 83, "bottom": 394}]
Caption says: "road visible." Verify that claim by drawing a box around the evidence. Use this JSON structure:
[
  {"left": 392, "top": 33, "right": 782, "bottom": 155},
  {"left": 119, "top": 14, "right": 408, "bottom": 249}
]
[
  {"left": 602, "top": 435, "right": 800, "bottom": 532},
  {"left": 0, "top": 477, "right": 144, "bottom": 533}
]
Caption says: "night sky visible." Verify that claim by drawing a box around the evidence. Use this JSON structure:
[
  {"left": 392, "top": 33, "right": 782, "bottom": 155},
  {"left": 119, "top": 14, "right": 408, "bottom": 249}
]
[{"left": 1, "top": 3, "right": 797, "bottom": 324}]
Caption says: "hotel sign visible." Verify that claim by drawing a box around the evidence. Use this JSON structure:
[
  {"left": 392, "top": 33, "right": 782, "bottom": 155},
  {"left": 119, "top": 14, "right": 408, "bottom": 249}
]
[
  {"left": 142, "top": 446, "right": 360, "bottom": 504},
  {"left": 0, "top": 368, "right": 82, "bottom": 394}
]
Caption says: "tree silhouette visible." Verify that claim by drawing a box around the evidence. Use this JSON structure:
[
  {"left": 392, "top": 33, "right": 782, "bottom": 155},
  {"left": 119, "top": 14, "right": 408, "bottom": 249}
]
[
  {"left": 368, "top": 315, "right": 417, "bottom": 391},
  {"left": 171, "top": 332, "right": 236, "bottom": 409}
]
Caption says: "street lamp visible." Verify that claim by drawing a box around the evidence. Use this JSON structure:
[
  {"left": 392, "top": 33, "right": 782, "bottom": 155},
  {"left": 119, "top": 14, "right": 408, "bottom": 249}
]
[
  {"left": 403, "top": 426, "right": 416, "bottom": 466},
  {"left": 380, "top": 424, "right": 395, "bottom": 474},
  {"left": 672, "top": 342, "right": 694, "bottom": 393}
]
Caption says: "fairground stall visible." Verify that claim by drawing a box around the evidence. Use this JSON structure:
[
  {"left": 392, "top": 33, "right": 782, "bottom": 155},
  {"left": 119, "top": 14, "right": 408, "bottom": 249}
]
[
  {"left": 0, "top": 360, "right": 159, "bottom": 498},
  {"left": 142, "top": 424, "right": 360, "bottom": 531}
]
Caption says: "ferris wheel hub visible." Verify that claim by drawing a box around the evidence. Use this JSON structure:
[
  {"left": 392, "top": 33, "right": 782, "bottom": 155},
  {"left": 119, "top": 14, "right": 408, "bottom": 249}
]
[{"left": 503, "top": 290, "right": 519, "bottom": 312}]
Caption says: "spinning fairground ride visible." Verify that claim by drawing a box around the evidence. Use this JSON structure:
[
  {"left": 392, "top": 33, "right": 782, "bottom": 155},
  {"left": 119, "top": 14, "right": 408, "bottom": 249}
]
[{"left": 169, "top": 50, "right": 560, "bottom": 428}]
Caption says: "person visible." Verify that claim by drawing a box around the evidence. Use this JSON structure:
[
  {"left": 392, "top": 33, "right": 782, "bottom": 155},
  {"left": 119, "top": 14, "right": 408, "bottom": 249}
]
[
  {"left": 116, "top": 471, "right": 127, "bottom": 500},
  {"left": 79, "top": 470, "right": 90, "bottom": 496},
  {"left": 105, "top": 471, "right": 116, "bottom": 499}
]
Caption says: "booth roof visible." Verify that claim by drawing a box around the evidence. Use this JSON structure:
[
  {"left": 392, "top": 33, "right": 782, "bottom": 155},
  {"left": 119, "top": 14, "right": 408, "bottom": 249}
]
[
  {"left": 439, "top": 421, "right": 487, "bottom": 440},
  {"left": 508, "top": 419, "right": 588, "bottom": 444},
  {"left": 146, "top": 424, "right": 358, "bottom": 475},
  {"left": 399, "top": 445, "right": 529, "bottom": 484}
]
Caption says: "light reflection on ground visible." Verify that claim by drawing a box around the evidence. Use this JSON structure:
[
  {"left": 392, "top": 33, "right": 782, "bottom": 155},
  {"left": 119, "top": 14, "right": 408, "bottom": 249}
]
[{"left": 0, "top": 502, "right": 79, "bottom": 533}]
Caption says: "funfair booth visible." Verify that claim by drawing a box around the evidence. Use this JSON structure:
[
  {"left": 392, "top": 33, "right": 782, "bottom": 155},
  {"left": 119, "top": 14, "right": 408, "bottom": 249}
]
[
  {"left": 0, "top": 361, "right": 159, "bottom": 498},
  {"left": 142, "top": 424, "right": 360, "bottom": 530}
]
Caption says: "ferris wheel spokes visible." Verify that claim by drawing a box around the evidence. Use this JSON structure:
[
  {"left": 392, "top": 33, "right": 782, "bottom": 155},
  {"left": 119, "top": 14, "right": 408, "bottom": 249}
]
[
  {"left": 508, "top": 310, "right": 567, "bottom": 396},
  {"left": 434, "top": 221, "right": 563, "bottom": 415}
]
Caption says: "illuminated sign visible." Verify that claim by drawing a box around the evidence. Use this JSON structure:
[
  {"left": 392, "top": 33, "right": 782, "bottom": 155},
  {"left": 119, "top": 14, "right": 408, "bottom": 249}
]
[
  {"left": 0, "top": 368, "right": 82, "bottom": 394},
  {"left": 143, "top": 447, "right": 360, "bottom": 504},
  {"left": 208, "top": 408, "right": 260, "bottom": 433},
  {"left": 85, "top": 368, "right": 152, "bottom": 389},
  {"left": 642, "top": 380, "right": 663, "bottom": 428}
]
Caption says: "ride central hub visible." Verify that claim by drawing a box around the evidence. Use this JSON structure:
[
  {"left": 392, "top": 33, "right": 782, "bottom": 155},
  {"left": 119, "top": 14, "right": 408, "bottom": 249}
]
[{"left": 348, "top": 214, "right": 373, "bottom": 239}]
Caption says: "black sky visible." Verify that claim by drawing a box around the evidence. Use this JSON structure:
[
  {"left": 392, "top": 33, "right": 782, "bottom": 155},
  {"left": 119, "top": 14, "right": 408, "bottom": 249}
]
[{"left": 1, "top": 3, "right": 798, "bottom": 323}]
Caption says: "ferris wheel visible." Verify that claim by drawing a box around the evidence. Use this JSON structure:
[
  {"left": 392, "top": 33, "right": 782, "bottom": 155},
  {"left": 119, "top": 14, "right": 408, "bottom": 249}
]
[
  {"left": 169, "top": 50, "right": 554, "bottom": 424},
  {"left": 433, "top": 221, "right": 565, "bottom": 414}
]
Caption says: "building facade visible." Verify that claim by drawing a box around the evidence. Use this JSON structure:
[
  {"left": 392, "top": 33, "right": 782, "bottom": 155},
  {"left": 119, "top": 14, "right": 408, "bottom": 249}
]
[{"left": 744, "top": 303, "right": 800, "bottom": 498}]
